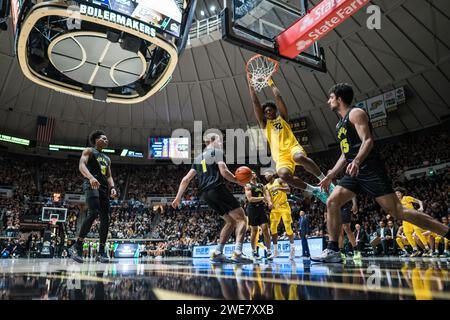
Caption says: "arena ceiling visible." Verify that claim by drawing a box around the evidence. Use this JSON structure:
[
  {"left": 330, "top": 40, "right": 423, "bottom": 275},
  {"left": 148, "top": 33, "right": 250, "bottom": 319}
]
[{"left": 0, "top": 0, "right": 449, "bottom": 153}]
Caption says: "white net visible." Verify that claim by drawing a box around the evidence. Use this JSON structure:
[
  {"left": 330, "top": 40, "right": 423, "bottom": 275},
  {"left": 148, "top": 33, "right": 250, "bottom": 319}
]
[{"left": 246, "top": 55, "right": 279, "bottom": 92}]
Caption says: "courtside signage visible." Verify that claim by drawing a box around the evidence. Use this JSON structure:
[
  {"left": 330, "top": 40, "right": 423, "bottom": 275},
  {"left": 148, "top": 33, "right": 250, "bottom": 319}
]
[{"left": 277, "top": 0, "right": 370, "bottom": 58}]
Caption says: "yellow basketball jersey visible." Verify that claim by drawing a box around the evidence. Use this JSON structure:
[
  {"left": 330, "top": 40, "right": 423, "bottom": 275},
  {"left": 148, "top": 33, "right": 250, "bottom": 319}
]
[
  {"left": 401, "top": 196, "right": 416, "bottom": 209},
  {"left": 266, "top": 178, "right": 288, "bottom": 207},
  {"left": 265, "top": 115, "right": 300, "bottom": 163}
]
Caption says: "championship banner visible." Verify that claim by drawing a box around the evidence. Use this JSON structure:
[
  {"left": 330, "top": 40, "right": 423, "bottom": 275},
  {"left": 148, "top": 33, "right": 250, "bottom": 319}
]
[
  {"left": 276, "top": 0, "right": 371, "bottom": 59},
  {"left": 367, "top": 94, "right": 387, "bottom": 126},
  {"left": 396, "top": 87, "right": 406, "bottom": 104},
  {"left": 384, "top": 90, "right": 397, "bottom": 112}
]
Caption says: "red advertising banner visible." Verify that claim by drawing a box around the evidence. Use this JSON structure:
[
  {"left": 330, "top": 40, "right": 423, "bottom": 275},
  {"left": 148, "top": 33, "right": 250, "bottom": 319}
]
[{"left": 276, "top": 0, "right": 371, "bottom": 59}]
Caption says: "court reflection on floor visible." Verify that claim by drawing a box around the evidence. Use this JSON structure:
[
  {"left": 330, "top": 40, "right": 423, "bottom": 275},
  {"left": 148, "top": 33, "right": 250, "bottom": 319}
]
[{"left": 0, "top": 259, "right": 449, "bottom": 300}]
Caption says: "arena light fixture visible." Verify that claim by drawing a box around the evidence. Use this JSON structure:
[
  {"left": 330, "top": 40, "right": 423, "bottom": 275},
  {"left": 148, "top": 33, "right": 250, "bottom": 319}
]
[
  {"left": 0, "top": 134, "right": 30, "bottom": 146},
  {"left": 49, "top": 144, "right": 115, "bottom": 153},
  {"left": 10, "top": 0, "right": 197, "bottom": 104}
]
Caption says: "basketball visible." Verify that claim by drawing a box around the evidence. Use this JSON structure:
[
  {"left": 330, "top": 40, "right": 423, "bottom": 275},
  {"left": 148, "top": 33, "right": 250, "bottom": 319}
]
[{"left": 235, "top": 166, "right": 253, "bottom": 184}]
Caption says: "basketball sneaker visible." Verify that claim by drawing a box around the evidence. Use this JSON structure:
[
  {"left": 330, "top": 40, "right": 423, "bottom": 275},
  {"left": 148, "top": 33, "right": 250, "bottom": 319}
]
[
  {"left": 69, "top": 244, "right": 84, "bottom": 263},
  {"left": 311, "top": 249, "right": 343, "bottom": 263},
  {"left": 230, "top": 252, "right": 254, "bottom": 264},
  {"left": 252, "top": 251, "right": 262, "bottom": 262},
  {"left": 267, "top": 249, "right": 279, "bottom": 260},
  {"left": 266, "top": 251, "right": 274, "bottom": 262},
  {"left": 400, "top": 251, "right": 410, "bottom": 258},
  {"left": 289, "top": 246, "right": 295, "bottom": 261},
  {"left": 312, "top": 186, "right": 329, "bottom": 204},
  {"left": 431, "top": 251, "right": 440, "bottom": 258},
  {"left": 440, "top": 251, "right": 450, "bottom": 258},
  {"left": 96, "top": 252, "right": 110, "bottom": 263},
  {"left": 353, "top": 251, "right": 362, "bottom": 260},
  {"left": 423, "top": 249, "right": 433, "bottom": 257},
  {"left": 210, "top": 252, "right": 231, "bottom": 263},
  {"left": 412, "top": 250, "right": 422, "bottom": 257}
]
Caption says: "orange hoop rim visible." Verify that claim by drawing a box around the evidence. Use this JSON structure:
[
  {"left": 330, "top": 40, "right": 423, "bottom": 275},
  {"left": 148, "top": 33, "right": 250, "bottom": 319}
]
[{"left": 246, "top": 54, "right": 280, "bottom": 80}]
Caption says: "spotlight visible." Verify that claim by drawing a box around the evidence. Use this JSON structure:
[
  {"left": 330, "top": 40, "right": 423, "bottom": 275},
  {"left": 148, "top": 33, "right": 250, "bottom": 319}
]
[
  {"left": 200, "top": 10, "right": 205, "bottom": 16},
  {"left": 210, "top": 5, "right": 216, "bottom": 12}
]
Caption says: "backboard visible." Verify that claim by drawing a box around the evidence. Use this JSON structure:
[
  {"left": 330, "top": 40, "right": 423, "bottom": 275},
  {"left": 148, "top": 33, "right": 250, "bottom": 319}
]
[
  {"left": 221, "top": 0, "right": 326, "bottom": 72},
  {"left": 41, "top": 207, "right": 68, "bottom": 223}
]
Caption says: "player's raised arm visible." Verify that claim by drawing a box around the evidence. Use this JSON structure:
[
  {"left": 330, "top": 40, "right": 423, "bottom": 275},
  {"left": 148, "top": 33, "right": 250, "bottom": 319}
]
[
  {"left": 79, "top": 148, "right": 99, "bottom": 189},
  {"left": 269, "top": 80, "right": 289, "bottom": 121},
  {"left": 218, "top": 162, "right": 245, "bottom": 186},
  {"left": 172, "top": 169, "right": 197, "bottom": 208},
  {"left": 347, "top": 108, "right": 374, "bottom": 177},
  {"left": 248, "top": 79, "right": 265, "bottom": 128}
]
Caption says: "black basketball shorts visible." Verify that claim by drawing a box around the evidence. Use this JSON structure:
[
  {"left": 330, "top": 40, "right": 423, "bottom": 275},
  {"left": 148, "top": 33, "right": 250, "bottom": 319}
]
[
  {"left": 201, "top": 184, "right": 241, "bottom": 216},
  {"left": 246, "top": 204, "right": 269, "bottom": 227},
  {"left": 338, "top": 160, "right": 394, "bottom": 198}
]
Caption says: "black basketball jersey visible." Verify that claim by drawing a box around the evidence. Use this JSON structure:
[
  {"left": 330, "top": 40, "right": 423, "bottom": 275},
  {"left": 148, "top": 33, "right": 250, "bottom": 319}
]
[
  {"left": 247, "top": 182, "right": 265, "bottom": 206},
  {"left": 83, "top": 148, "right": 110, "bottom": 191},
  {"left": 192, "top": 148, "right": 225, "bottom": 193},
  {"left": 336, "top": 107, "right": 378, "bottom": 162}
]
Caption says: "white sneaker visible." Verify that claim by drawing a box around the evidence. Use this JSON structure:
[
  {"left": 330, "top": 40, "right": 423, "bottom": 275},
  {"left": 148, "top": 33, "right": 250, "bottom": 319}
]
[
  {"left": 311, "top": 249, "right": 343, "bottom": 263},
  {"left": 289, "top": 246, "right": 295, "bottom": 261},
  {"left": 268, "top": 250, "right": 279, "bottom": 260},
  {"left": 230, "top": 252, "right": 254, "bottom": 264}
]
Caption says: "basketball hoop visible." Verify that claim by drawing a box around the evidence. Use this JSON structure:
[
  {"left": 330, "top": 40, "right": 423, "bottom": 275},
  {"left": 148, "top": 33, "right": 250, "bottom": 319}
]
[
  {"left": 246, "top": 54, "right": 279, "bottom": 92},
  {"left": 50, "top": 217, "right": 58, "bottom": 226}
]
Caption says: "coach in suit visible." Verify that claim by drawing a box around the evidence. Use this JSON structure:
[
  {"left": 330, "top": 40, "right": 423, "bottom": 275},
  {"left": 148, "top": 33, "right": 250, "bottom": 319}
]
[
  {"left": 299, "top": 211, "right": 310, "bottom": 257},
  {"left": 354, "top": 224, "right": 368, "bottom": 252},
  {"left": 375, "top": 220, "right": 394, "bottom": 255}
]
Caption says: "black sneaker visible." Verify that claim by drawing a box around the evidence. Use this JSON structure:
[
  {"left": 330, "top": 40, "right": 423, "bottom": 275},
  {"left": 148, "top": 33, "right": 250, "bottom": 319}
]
[
  {"left": 96, "top": 253, "right": 111, "bottom": 263},
  {"left": 69, "top": 244, "right": 83, "bottom": 263}
]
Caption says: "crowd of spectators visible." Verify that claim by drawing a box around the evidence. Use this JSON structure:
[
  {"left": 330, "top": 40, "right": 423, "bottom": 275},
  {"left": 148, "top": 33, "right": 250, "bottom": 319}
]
[{"left": 0, "top": 126, "right": 448, "bottom": 257}]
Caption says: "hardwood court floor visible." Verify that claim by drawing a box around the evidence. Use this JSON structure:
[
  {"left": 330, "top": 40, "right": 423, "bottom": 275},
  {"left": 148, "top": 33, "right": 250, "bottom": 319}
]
[{"left": 0, "top": 257, "right": 449, "bottom": 300}]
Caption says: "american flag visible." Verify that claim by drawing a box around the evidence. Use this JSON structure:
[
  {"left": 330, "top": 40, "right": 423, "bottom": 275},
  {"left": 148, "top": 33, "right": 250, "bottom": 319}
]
[{"left": 36, "top": 116, "right": 55, "bottom": 143}]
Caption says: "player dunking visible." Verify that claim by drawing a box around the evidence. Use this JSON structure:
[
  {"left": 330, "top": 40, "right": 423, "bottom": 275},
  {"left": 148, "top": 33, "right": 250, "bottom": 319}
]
[
  {"left": 172, "top": 133, "right": 253, "bottom": 264},
  {"left": 248, "top": 78, "right": 330, "bottom": 203},
  {"left": 70, "top": 130, "right": 117, "bottom": 263},
  {"left": 313, "top": 83, "right": 450, "bottom": 262}
]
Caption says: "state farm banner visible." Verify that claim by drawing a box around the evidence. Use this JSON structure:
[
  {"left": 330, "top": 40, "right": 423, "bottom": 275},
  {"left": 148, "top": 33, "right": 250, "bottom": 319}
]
[
  {"left": 276, "top": 0, "right": 371, "bottom": 58},
  {"left": 367, "top": 95, "right": 387, "bottom": 123}
]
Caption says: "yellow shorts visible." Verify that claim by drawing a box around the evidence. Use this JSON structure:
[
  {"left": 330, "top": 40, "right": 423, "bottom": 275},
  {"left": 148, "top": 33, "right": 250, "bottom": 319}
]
[
  {"left": 270, "top": 205, "right": 293, "bottom": 236},
  {"left": 276, "top": 145, "right": 307, "bottom": 174},
  {"left": 403, "top": 221, "right": 415, "bottom": 234},
  {"left": 413, "top": 225, "right": 426, "bottom": 235}
]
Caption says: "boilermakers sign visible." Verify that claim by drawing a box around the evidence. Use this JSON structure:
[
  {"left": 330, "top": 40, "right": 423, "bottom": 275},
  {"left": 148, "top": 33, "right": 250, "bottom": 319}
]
[{"left": 79, "top": 3, "right": 157, "bottom": 37}]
